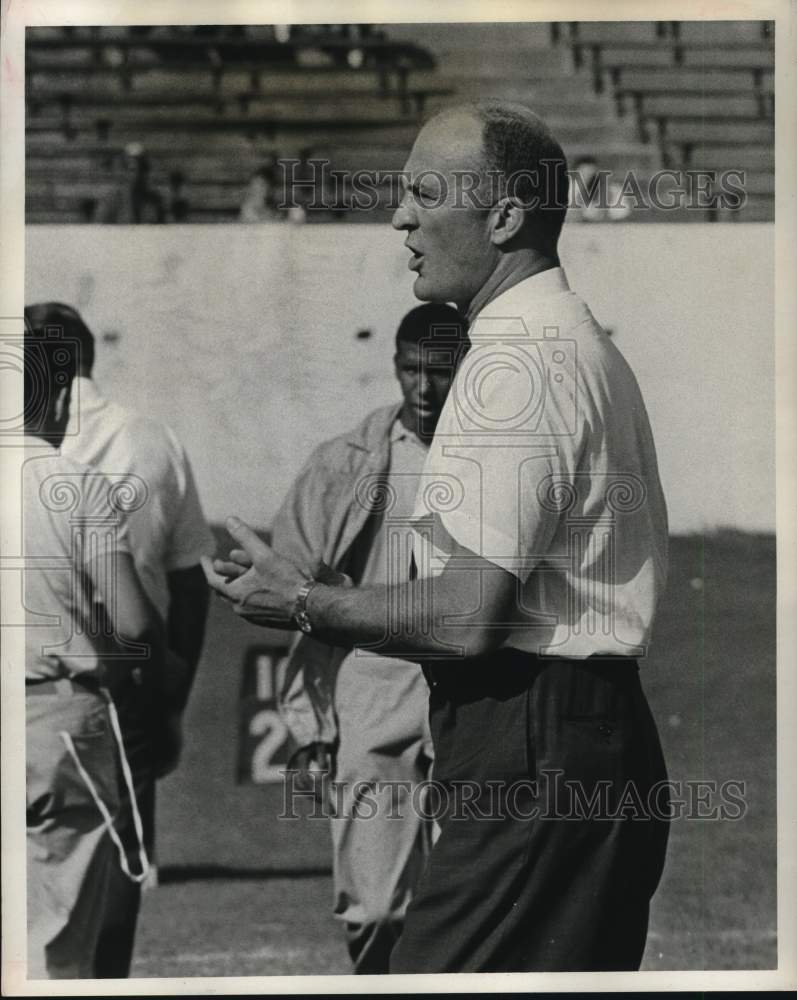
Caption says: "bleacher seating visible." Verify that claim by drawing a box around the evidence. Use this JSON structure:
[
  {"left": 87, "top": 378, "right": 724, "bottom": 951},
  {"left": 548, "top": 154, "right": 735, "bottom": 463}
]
[
  {"left": 555, "top": 20, "right": 774, "bottom": 221},
  {"left": 679, "top": 46, "right": 774, "bottom": 68},
  {"left": 670, "top": 20, "right": 772, "bottom": 42},
  {"left": 25, "top": 21, "right": 774, "bottom": 223},
  {"left": 390, "top": 22, "right": 659, "bottom": 181},
  {"left": 25, "top": 25, "right": 442, "bottom": 221}
]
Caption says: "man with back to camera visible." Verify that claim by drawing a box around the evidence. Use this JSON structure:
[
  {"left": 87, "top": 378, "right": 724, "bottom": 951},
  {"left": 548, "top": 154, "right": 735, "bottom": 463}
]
[
  {"left": 272, "top": 303, "right": 469, "bottom": 973},
  {"left": 22, "top": 320, "right": 180, "bottom": 978},
  {"left": 205, "top": 100, "right": 671, "bottom": 972},
  {"left": 24, "top": 302, "right": 216, "bottom": 978}
]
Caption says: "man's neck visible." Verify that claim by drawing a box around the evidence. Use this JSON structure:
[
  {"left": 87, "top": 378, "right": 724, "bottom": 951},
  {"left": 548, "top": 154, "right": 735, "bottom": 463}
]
[
  {"left": 463, "top": 253, "right": 559, "bottom": 325},
  {"left": 398, "top": 407, "right": 435, "bottom": 447}
]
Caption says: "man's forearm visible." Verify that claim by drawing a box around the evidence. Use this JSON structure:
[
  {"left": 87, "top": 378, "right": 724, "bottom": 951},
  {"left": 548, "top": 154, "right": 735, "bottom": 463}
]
[
  {"left": 165, "top": 565, "right": 210, "bottom": 710},
  {"left": 167, "top": 591, "right": 209, "bottom": 672},
  {"left": 204, "top": 517, "right": 517, "bottom": 659},
  {"left": 306, "top": 575, "right": 509, "bottom": 660},
  {"left": 167, "top": 566, "right": 210, "bottom": 668}
]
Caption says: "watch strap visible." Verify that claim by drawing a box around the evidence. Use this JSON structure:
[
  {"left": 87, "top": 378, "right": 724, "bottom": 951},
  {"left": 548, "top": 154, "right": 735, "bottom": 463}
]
[{"left": 293, "top": 578, "right": 319, "bottom": 633}]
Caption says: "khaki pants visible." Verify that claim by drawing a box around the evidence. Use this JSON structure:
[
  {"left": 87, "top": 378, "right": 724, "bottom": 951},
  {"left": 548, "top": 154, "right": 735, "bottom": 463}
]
[
  {"left": 26, "top": 689, "right": 120, "bottom": 979},
  {"left": 330, "top": 653, "right": 433, "bottom": 974}
]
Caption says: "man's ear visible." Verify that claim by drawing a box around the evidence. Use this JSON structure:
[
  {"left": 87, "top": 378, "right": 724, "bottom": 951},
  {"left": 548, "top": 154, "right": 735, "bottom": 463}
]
[{"left": 489, "top": 197, "right": 526, "bottom": 246}]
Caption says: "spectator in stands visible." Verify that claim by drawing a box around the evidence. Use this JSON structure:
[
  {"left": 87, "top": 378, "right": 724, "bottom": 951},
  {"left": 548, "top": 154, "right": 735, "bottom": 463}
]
[
  {"left": 571, "top": 155, "right": 632, "bottom": 222},
  {"left": 240, "top": 164, "right": 284, "bottom": 223},
  {"left": 273, "top": 304, "right": 470, "bottom": 974},
  {"left": 167, "top": 170, "right": 190, "bottom": 223},
  {"left": 283, "top": 148, "right": 317, "bottom": 224},
  {"left": 98, "top": 143, "right": 165, "bottom": 225},
  {"left": 27, "top": 302, "right": 216, "bottom": 977},
  {"left": 23, "top": 316, "right": 178, "bottom": 978}
]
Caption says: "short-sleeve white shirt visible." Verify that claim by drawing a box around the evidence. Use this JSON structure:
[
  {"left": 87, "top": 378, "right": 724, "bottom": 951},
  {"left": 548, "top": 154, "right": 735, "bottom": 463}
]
[
  {"left": 62, "top": 378, "right": 215, "bottom": 620},
  {"left": 411, "top": 267, "right": 669, "bottom": 658},
  {"left": 24, "top": 437, "right": 132, "bottom": 678}
]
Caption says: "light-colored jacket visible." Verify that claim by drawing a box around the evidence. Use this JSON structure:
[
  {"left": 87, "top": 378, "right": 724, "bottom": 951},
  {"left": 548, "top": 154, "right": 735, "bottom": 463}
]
[{"left": 272, "top": 403, "right": 402, "bottom": 751}]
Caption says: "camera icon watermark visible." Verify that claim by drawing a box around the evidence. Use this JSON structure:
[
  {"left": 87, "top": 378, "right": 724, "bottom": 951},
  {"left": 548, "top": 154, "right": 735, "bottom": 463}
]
[
  {"left": 0, "top": 315, "right": 82, "bottom": 445},
  {"left": 415, "top": 322, "right": 471, "bottom": 370},
  {"left": 446, "top": 318, "right": 578, "bottom": 439}
]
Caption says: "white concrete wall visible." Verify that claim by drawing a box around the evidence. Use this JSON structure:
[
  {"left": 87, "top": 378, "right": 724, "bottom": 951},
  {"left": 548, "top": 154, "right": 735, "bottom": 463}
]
[{"left": 25, "top": 222, "right": 774, "bottom": 533}]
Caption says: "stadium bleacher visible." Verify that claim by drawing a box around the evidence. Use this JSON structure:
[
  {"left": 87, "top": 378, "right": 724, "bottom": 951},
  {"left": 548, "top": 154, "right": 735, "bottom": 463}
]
[
  {"left": 25, "top": 21, "right": 775, "bottom": 223},
  {"left": 557, "top": 20, "right": 774, "bottom": 220}
]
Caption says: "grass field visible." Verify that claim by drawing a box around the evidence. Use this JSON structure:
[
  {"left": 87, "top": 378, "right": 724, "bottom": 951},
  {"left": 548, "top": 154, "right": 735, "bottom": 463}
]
[{"left": 130, "top": 530, "right": 777, "bottom": 976}]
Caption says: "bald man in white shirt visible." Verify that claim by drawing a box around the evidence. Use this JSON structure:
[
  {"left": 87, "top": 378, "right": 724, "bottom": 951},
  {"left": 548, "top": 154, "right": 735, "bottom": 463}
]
[{"left": 206, "top": 101, "right": 670, "bottom": 972}]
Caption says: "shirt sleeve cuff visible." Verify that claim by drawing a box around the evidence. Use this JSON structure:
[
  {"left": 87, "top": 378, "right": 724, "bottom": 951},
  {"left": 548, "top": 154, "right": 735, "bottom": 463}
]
[{"left": 421, "top": 509, "right": 538, "bottom": 583}]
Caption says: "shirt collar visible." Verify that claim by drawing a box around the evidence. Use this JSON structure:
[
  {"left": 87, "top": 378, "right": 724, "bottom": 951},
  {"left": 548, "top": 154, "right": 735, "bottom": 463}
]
[
  {"left": 391, "top": 414, "right": 429, "bottom": 448},
  {"left": 391, "top": 415, "right": 411, "bottom": 443},
  {"left": 476, "top": 266, "right": 570, "bottom": 321},
  {"left": 70, "top": 375, "right": 105, "bottom": 412}
]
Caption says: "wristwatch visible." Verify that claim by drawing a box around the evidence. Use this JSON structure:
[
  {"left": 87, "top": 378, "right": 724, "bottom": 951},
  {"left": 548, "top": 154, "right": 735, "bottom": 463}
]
[{"left": 293, "top": 579, "right": 319, "bottom": 634}]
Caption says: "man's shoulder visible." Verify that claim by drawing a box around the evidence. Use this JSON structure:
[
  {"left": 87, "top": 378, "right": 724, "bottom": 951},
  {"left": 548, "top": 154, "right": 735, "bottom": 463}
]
[
  {"left": 23, "top": 447, "right": 119, "bottom": 519},
  {"left": 98, "top": 402, "right": 186, "bottom": 467},
  {"left": 117, "top": 402, "right": 180, "bottom": 443},
  {"left": 514, "top": 292, "right": 614, "bottom": 376},
  {"left": 310, "top": 404, "right": 400, "bottom": 462},
  {"left": 24, "top": 445, "right": 95, "bottom": 481},
  {"left": 525, "top": 289, "right": 599, "bottom": 337}
]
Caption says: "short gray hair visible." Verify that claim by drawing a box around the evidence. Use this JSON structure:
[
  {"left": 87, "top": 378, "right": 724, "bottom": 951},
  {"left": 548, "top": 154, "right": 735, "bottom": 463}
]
[{"left": 449, "top": 100, "right": 570, "bottom": 254}]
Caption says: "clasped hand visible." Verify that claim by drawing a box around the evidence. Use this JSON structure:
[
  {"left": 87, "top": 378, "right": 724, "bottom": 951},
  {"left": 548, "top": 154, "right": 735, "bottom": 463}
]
[
  {"left": 202, "top": 516, "right": 351, "bottom": 628},
  {"left": 202, "top": 516, "right": 308, "bottom": 628}
]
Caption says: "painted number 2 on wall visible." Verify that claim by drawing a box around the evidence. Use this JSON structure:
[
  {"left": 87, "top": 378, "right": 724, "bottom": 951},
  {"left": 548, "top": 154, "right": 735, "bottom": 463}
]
[{"left": 237, "top": 646, "right": 297, "bottom": 785}]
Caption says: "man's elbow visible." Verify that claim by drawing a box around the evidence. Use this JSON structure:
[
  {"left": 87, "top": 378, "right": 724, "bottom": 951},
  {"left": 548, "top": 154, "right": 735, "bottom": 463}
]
[
  {"left": 468, "top": 630, "right": 508, "bottom": 660},
  {"left": 114, "top": 608, "right": 161, "bottom": 647},
  {"left": 433, "top": 560, "right": 516, "bottom": 660},
  {"left": 451, "top": 624, "right": 509, "bottom": 660}
]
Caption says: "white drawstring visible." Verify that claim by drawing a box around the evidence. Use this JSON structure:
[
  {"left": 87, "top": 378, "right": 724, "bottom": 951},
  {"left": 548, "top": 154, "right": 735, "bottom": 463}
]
[{"left": 58, "top": 686, "right": 150, "bottom": 884}]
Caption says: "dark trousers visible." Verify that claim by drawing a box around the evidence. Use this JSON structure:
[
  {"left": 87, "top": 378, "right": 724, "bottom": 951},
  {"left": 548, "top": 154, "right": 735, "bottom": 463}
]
[
  {"left": 389, "top": 650, "right": 670, "bottom": 973},
  {"left": 93, "top": 678, "right": 157, "bottom": 979}
]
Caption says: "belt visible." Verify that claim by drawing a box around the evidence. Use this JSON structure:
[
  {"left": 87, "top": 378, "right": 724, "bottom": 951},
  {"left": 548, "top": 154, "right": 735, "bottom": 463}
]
[
  {"left": 423, "top": 649, "right": 639, "bottom": 694},
  {"left": 25, "top": 674, "right": 103, "bottom": 696}
]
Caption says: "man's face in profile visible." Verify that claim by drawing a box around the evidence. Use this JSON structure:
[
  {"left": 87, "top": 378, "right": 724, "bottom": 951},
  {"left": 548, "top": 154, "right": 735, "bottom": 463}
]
[
  {"left": 392, "top": 111, "right": 498, "bottom": 313},
  {"left": 394, "top": 338, "right": 457, "bottom": 438}
]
